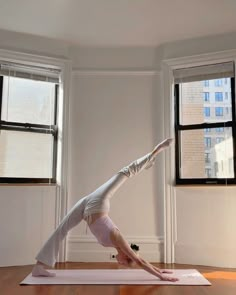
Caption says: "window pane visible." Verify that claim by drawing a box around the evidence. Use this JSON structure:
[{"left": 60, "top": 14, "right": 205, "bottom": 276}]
[
  {"left": 179, "top": 78, "right": 232, "bottom": 125},
  {"left": 215, "top": 107, "right": 223, "bottom": 116},
  {"left": 215, "top": 92, "right": 223, "bottom": 101},
  {"left": 179, "top": 128, "right": 234, "bottom": 179},
  {"left": 0, "top": 130, "right": 54, "bottom": 178},
  {"left": 214, "top": 79, "right": 223, "bottom": 87},
  {"left": 203, "top": 92, "right": 209, "bottom": 101},
  {"left": 204, "top": 107, "right": 210, "bottom": 117},
  {"left": 1, "top": 77, "right": 56, "bottom": 125}
]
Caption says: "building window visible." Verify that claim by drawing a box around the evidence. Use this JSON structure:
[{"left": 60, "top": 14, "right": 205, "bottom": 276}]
[
  {"left": 225, "top": 92, "right": 228, "bottom": 100},
  {"left": 174, "top": 61, "right": 236, "bottom": 184},
  {"left": 215, "top": 79, "right": 223, "bottom": 86},
  {"left": 204, "top": 107, "right": 211, "bottom": 117},
  {"left": 203, "top": 80, "right": 209, "bottom": 87},
  {"left": 215, "top": 92, "right": 223, "bottom": 101},
  {"left": 215, "top": 107, "right": 223, "bottom": 116},
  {"left": 0, "top": 62, "right": 59, "bottom": 183},
  {"left": 205, "top": 153, "right": 210, "bottom": 163},
  {"left": 205, "top": 168, "right": 211, "bottom": 178},
  {"left": 204, "top": 137, "right": 211, "bottom": 148},
  {"left": 203, "top": 92, "right": 210, "bottom": 101},
  {"left": 205, "top": 128, "right": 211, "bottom": 133},
  {"left": 216, "top": 127, "right": 224, "bottom": 132}
]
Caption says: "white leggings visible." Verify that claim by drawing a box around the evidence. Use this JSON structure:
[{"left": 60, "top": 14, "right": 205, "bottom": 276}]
[{"left": 36, "top": 149, "right": 156, "bottom": 267}]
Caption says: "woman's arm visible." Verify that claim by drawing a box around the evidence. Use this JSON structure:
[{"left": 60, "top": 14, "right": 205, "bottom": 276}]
[{"left": 111, "top": 229, "right": 178, "bottom": 282}]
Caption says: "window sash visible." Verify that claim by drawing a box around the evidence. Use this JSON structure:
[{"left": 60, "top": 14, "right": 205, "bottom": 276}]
[
  {"left": 0, "top": 78, "right": 58, "bottom": 183},
  {"left": 175, "top": 77, "right": 236, "bottom": 185}
]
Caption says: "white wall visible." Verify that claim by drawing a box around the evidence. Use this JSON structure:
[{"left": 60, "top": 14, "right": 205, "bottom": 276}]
[
  {"left": 67, "top": 70, "right": 165, "bottom": 262},
  {"left": 0, "top": 186, "right": 56, "bottom": 266},
  {"left": 175, "top": 187, "right": 236, "bottom": 268}
]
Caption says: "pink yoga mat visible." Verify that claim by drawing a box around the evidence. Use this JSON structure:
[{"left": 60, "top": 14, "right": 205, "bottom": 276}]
[{"left": 20, "top": 269, "right": 211, "bottom": 285}]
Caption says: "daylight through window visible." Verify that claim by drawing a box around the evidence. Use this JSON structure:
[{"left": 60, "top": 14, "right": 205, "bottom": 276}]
[
  {"left": 0, "top": 62, "right": 60, "bottom": 183},
  {"left": 174, "top": 62, "right": 236, "bottom": 184}
]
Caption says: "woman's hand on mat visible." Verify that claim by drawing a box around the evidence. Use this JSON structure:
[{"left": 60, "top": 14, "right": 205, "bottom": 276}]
[
  {"left": 161, "top": 269, "right": 174, "bottom": 274},
  {"left": 160, "top": 275, "right": 179, "bottom": 282}
]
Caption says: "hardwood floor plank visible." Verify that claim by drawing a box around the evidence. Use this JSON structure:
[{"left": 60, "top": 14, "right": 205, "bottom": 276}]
[{"left": 0, "top": 262, "right": 235, "bottom": 295}]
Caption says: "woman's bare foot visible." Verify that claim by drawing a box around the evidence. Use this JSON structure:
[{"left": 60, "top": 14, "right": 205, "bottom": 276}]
[
  {"left": 32, "top": 264, "right": 56, "bottom": 277},
  {"left": 152, "top": 138, "right": 173, "bottom": 156}
]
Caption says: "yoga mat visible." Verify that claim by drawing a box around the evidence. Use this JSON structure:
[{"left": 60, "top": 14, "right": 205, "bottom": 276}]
[{"left": 20, "top": 269, "right": 211, "bottom": 285}]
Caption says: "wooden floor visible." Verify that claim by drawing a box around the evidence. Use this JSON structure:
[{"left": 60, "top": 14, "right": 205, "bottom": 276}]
[{"left": 1, "top": 262, "right": 236, "bottom": 295}]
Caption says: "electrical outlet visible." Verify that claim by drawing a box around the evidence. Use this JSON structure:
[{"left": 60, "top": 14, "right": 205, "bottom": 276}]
[{"left": 110, "top": 253, "right": 116, "bottom": 260}]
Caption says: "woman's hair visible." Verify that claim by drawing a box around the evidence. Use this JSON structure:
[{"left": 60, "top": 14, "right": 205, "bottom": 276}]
[{"left": 130, "top": 243, "right": 139, "bottom": 251}]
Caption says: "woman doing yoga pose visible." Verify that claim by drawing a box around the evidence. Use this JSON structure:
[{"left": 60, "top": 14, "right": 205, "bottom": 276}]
[{"left": 32, "top": 138, "right": 178, "bottom": 282}]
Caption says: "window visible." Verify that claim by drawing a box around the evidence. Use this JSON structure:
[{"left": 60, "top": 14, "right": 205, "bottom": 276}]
[
  {"left": 203, "top": 80, "right": 209, "bottom": 87},
  {"left": 205, "top": 153, "right": 210, "bottom": 163},
  {"left": 216, "top": 127, "right": 224, "bottom": 132},
  {"left": 174, "top": 61, "right": 236, "bottom": 184},
  {"left": 203, "top": 92, "right": 210, "bottom": 101},
  {"left": 205, "top": 168, "right": 211, "bottom": 177},
  {"left": 215, "top": 79, "right": 223, "bottom": 86},
  {"left": 0, "top": 62, "right": 59, "bottom": 183},
  {"left": 225, "top": 92, "right": 228, "bottom": 100},
  {"left": 204, "top": 107, "right": 211, "bottom": 117},
  {"left": 215, "top": 107, "right": 223, "bottom": 116},
  {"left": 205, "top": 137, "right": 211, "bottom": 148},
  {"left": 215, "top": 92, "right": 223, "bottom": 101}
]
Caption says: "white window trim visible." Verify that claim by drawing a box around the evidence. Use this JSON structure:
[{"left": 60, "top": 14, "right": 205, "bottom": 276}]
[
  {"left": 0, "top": 48, "right": 72, "bottom": 263},
  {"left": 161, "top": 49, "right": 236, "bottom": 264}
]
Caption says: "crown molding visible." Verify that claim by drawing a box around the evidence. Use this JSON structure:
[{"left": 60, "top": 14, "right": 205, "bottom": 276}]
[{"left": 72, "top": 68, "right": 161, "bottom": 76}]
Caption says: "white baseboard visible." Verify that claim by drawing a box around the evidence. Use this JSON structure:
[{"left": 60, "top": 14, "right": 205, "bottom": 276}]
[
  {"left": 175, "top": 243, "right": 236, "bottom": 268},
  {"left": 66, "top": 235, "right": 164, "bottom": 263}
]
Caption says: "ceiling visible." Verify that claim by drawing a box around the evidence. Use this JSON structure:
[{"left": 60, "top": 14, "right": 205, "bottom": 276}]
[{"left": 0, "top": 0, "right": 235, "bottom": 47}]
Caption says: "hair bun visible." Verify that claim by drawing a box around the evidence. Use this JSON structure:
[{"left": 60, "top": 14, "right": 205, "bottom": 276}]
[{"left": 130, "top": 243, "right": 139, "bottom": 251}]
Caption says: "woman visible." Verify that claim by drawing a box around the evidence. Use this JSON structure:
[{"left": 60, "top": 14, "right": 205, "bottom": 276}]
[{"left": 32, "top": 138, "right": 178, "bottom": 282}]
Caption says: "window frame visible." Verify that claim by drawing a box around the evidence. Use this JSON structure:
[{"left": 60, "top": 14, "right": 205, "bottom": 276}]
[
  {"left": 174, "top": 77, "right": 236, "bottom": 185},
  {"left": 0, "top": 76, "right": 58, "bottom": 183}
]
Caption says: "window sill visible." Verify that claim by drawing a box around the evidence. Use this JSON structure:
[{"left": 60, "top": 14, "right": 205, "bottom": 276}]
[
  {"left": 174, "top": 183, "right": 236, "bottom": 188},
  {"left": 0, "top": 183, "right": 57, "bottom": 187}
]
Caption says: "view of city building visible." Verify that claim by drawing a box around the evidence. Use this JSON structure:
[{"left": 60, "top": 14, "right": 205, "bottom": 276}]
[
  {"left": 0, "top": 77, "right": 55, "bottom": 178},
  {"left": 179, "top": 78, "right": 233, "bottom": 179}
]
